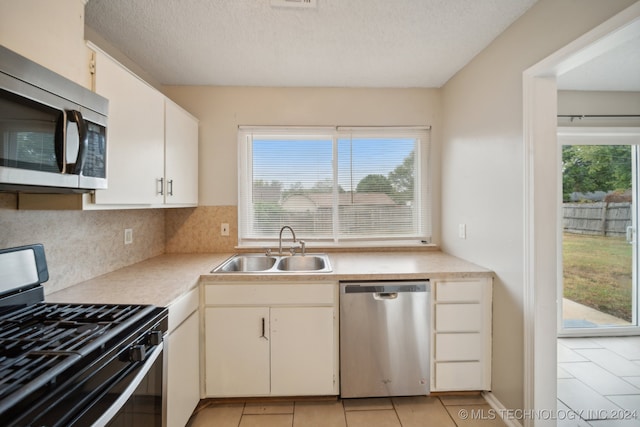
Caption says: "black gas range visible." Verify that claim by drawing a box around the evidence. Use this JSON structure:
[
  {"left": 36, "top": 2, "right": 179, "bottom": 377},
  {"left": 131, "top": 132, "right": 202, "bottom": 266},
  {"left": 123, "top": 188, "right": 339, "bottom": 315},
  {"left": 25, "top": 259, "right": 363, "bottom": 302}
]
[{"left": 0, "top": 244, "right": 168, "bottom": 427}]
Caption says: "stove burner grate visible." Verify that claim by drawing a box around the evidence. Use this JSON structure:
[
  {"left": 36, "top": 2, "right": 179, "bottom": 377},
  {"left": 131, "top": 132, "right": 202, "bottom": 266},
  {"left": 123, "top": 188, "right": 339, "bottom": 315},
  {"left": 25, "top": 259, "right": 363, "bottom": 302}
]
[{"left": 0, "top": 302, "right": 154, "bottom": 401}]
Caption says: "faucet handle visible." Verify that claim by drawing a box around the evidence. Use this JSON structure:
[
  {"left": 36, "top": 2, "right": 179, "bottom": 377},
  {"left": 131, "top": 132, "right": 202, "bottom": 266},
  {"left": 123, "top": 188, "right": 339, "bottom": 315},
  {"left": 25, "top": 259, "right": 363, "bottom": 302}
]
[
  {"left": 264, "top": 247, "right": 272, "bottom": 256},
  {"left": 289, "top": 246, "right": 296, "bottom": 256}
]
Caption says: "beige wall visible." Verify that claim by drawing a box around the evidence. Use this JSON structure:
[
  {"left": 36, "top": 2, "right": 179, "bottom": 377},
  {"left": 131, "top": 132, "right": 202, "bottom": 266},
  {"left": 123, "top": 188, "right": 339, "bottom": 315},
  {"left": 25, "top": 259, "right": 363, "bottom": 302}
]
[
  {"left": 441, "top": 0, "right": 638, "bottom": 412},
  {"left": 558, "top": 90, "right": 640, "bottom": 126},
  {"left": 0, "top": 0, "right": 91, "bottom": 88},
  {"left": 162, "top": 86, "right": 443, "bottom": 247}
]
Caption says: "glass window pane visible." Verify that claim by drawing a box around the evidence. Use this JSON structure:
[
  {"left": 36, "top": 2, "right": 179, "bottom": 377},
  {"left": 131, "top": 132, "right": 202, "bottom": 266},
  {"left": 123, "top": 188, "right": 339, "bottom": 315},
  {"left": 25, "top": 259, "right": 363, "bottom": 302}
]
[
  {"left": 250, "top": 137, "right": 333, "bottom": 238},
  {"left": 238, "top": 127, "right": 430, "bottom": 245},
  {"left": 337, "top": 137, "right": 417, "bottom": 237}
]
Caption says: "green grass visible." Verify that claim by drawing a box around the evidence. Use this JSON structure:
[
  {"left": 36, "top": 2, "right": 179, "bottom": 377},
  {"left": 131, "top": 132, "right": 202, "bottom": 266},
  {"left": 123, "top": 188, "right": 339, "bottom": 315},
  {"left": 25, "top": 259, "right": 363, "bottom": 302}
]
[{"left": 563, "top": 233, "right": 633, "bottom": 322}]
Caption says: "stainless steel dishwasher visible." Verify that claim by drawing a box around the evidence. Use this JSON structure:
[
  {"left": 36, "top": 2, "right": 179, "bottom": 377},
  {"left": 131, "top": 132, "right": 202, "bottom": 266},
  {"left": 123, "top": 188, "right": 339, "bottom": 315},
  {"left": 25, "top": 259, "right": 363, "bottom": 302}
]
[{"left": 340, "top": 280, "right": 430, "bottom": 398}]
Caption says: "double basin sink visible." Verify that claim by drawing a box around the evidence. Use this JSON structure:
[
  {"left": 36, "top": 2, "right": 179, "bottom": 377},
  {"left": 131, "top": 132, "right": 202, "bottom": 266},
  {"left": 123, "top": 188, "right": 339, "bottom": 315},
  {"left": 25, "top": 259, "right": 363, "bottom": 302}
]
[{"left": 212, "top": 253, "right": 332, "bottom": 273}]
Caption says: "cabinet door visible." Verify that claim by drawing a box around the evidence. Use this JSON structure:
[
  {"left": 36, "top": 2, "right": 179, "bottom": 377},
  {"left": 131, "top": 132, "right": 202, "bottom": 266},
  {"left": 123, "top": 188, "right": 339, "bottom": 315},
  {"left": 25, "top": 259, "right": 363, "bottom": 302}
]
[
  {"left": 205, "top": 307, "right": 270, "bottom": 397},
  {"left": 164, "top": 99, "right": 198, "bottom": 205},
  {"left": 166, "top": 311, "right": 199, "bottom": 427},
  {"left": 270, "top": 307, "right": 336, "bottom": 395},
  {"left": 93, "top": 50, "right": 164, "bottom": 205}
]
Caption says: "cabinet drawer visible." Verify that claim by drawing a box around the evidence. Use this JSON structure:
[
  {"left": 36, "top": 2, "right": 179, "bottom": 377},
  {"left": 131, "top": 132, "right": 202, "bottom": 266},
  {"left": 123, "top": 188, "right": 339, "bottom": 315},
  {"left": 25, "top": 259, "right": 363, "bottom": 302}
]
[
  {"left": 167, "top": 287, "right": 199, "bottom": 333},
  {"left": 435, "top": 304, "right": 482, "bottom": 332},
  {"left": 205, "top": 283, "right": 335, "bottom": 306},
  {"left": 434, "top": 361, "right": 483, "bottom": 390},
  {"left": 436, "top": 280, "right": 484, "bottom": 302},
  {"left": 435, "top": 333, "right": 482, "bottom": 360}
]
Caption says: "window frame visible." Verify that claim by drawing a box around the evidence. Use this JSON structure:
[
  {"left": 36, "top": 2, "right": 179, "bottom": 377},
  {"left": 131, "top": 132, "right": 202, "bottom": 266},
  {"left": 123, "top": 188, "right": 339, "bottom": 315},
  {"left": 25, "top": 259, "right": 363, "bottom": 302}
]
[{"left": 237, "top": 126, "right": 431, "bottom": 247}]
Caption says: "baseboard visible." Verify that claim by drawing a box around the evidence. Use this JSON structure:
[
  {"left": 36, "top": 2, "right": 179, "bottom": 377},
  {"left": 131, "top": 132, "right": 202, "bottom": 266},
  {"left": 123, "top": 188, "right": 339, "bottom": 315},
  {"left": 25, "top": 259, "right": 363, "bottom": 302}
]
[{"left": 482, "top": 391, "right": 524, "bottom": 427}]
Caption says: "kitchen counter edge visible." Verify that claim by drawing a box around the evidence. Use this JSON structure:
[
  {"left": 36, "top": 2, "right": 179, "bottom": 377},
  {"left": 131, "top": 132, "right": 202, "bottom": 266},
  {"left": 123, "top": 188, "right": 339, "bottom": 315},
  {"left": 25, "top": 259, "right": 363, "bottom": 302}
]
[{"left": 47, "top": 251, "right": 494, "bottom": 307}]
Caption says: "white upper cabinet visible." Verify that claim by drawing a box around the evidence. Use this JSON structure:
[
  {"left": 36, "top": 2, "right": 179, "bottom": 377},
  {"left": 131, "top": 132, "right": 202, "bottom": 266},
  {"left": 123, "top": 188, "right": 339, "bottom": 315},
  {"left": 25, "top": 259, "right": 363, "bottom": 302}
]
[
  {"left": 164, "top": 99, "right": 199, "bottom": 206},
  {"left": 17, "top": 46, "right": 199, "bottom": 210},
  {"left": 93, "top": 49, "right": 165, "bottom": 205},
  {"left": 90, "top": 48, "right": 198, "bottom": 208}
]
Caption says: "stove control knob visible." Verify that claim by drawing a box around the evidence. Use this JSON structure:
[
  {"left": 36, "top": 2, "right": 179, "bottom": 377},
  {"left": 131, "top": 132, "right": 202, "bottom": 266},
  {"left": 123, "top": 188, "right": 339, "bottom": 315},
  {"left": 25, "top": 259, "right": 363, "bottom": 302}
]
[
  {"left": 148, "top": 330, "right": 163, "bottom": 346},
  {"left": 129, "top": 345, "right": 146, "bottom": 362}
]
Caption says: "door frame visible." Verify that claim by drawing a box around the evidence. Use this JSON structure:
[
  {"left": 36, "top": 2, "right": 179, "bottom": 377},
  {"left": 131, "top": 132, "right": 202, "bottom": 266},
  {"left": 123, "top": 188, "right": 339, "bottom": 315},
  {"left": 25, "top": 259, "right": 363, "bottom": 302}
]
[
  {"left": 556, "top": 127, "right": 640, "bottom": 337},
  {"left": 523, "top": 4, "right": 640, "bottom": 426}
]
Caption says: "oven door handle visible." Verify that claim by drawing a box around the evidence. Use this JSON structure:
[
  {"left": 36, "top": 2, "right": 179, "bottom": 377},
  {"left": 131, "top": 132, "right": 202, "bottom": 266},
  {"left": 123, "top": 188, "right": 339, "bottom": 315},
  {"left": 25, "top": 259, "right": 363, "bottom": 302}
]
[{"left": 90, "top": 342, "right": 163, "bottom": 427}]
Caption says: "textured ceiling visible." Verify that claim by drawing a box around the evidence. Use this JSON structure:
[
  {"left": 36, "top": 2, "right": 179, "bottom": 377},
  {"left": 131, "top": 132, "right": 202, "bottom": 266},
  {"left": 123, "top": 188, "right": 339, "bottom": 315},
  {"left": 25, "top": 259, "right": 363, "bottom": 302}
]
[{"left": 85, "top": 0, "right": 539, "bottom": 88}]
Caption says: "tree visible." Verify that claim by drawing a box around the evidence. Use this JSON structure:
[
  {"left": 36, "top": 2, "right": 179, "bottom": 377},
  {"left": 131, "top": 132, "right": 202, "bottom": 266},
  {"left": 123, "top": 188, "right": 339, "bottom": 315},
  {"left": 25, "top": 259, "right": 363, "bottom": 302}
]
[
  {"left": 311, "top": 178, "right": 344, "bottom": 193},
  {"left": 562, "top": 145, "right": 631, "bottom": 201},
  {"left": 356, "top": 174, "right": 393, "bottom": 194},
  {"left": 389, "top": 150, "right": 414, "bottom": 193},
  {"left": 388, "top": 150, "right": 414, "bottom": 203},
  {"left": 252, "top": 180, "right": 282, "bottom": 203}
]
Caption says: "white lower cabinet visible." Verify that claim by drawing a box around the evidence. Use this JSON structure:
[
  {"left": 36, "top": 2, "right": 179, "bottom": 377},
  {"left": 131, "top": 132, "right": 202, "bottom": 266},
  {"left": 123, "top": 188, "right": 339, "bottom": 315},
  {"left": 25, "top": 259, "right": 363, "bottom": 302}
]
[
  {"left": 270, "top": 307, "right": 336, "bottom": 395},
  {"left": 431, "top": 277, "right": 492, "bottom": 392},
  {"left": 205, "top": 307, "right": 270, "bottom": 396},
  {"left": 166, "top": 289, "right": 200, "bottom": 427},
  {"left": 204, "top": 282, "right": 338, "bottom": 397}
]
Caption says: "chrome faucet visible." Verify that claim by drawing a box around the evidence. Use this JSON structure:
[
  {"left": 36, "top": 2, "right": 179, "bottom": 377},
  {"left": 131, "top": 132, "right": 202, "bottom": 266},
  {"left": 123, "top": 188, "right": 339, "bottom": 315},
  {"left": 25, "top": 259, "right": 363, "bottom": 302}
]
[{"left": 278, "top": 226, "right": 296, "bottom": 255}]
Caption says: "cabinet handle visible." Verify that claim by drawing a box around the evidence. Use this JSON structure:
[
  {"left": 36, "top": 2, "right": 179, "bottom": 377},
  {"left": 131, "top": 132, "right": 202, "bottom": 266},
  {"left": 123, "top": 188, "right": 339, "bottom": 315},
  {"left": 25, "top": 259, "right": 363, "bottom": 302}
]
[
  {"left": 157, "top": 177, "right": 164, "bottom": 196},
  {"left": 168, "top": 179, "right": 174, "bottom": 196},
  {"left": 260, "top": 317, "right": 268, "bottom": 340}
]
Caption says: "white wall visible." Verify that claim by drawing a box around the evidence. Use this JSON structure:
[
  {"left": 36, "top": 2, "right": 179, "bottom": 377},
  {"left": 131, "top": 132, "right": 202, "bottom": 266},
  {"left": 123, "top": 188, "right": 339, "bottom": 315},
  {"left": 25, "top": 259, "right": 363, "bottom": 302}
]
[
  {"left": 162, "top": 86, "right": 443, "bottom": 242},
  {"left": 441, "top": 0, "right": 638, "bottom": 412},
  {"left": 558, "top": 90, "right": 640, "bottom": 126}
]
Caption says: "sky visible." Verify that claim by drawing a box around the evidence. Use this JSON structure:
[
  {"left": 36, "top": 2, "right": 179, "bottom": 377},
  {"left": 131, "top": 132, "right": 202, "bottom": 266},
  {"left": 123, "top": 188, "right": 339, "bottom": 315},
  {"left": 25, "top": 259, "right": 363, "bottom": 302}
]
[{"left": 252, "top": 137, "right": 415, "bottom": 191}]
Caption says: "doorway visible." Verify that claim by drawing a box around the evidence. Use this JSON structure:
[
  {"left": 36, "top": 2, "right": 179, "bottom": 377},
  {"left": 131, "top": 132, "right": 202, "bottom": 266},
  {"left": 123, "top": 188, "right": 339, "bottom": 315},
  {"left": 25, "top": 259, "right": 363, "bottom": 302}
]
[
  {"left": 558, "top": 128, "right": 640, "bottom": 336},
  {"left": 523, "top": 4, "right": 640, "bottom": 425}
]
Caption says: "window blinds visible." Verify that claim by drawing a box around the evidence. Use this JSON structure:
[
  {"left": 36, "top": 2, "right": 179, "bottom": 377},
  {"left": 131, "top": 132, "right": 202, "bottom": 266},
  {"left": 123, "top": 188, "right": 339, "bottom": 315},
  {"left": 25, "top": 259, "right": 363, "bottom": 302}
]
[{"left": 237, "top": 126, "right": 431, "bottom": 244}]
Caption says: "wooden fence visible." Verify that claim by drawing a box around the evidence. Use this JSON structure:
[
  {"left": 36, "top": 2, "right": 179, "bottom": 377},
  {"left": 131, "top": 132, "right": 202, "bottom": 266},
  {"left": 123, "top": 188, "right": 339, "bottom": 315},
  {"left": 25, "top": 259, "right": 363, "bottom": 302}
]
[{"left": 563, "top": 202, "right": 631, "bottom": 237}]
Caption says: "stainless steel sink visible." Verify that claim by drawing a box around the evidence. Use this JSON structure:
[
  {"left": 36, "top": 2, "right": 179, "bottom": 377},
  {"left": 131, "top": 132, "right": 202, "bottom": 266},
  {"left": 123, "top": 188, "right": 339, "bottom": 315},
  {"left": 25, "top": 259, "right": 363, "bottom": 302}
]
[
  {"left": 213, "top": 255, "right": 277, "bottom": 272},
  {"left": 276, "top": 255, "right": 329, "bottom": 272},
  {"left": 212, "top": 253, "right": 331, "bottom": 273}
]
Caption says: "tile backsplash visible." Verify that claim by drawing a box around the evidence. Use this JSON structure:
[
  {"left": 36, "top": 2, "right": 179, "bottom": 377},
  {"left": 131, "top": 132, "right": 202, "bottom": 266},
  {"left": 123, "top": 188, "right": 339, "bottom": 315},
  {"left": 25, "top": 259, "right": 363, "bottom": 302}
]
[
  {"left": 1, "top": 193, "right": 164, "bottom": 294},
  {"left": 165, "top": 205, "right": 238, "bottom": 253},
  {"left": 1, "top": 193, "right": 239, "bottom": 294}
]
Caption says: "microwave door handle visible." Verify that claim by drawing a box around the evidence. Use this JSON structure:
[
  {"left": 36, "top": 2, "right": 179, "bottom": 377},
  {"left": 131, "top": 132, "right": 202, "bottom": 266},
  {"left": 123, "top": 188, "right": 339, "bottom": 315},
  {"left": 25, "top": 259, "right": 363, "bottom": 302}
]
[
  {"left": 67, "top": 110, "right": 88, "bottom": 175},
  {"left": 54, "top": 110, "right": 67, "bottom": 173}
]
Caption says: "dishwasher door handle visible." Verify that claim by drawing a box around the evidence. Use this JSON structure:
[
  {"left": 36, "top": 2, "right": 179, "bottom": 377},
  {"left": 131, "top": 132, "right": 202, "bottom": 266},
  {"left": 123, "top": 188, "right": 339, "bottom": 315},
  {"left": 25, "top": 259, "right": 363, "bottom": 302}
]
[
  {"left": 342, "top": 282, "right": 429, "bottom": 294},
  {"left": 374, "top": 292, "right": 398, "bottom": 300}
]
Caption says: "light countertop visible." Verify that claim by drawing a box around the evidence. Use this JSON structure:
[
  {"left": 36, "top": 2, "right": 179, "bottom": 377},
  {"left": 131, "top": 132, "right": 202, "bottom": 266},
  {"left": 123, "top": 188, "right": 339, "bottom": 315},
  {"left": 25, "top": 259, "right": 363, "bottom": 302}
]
[
  {"left": 47, "top": 251, "right": 492, "bottom": 307},
  {"left": 46, "top": 253, "right": 227, "bottom": 307}
]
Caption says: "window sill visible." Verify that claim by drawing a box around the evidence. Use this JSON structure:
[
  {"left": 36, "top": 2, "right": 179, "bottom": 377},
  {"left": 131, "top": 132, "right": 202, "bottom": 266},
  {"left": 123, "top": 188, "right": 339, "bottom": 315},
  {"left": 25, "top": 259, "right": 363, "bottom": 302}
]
[{"left": 236, "top": 241, "right": 439, "bottom": 253}]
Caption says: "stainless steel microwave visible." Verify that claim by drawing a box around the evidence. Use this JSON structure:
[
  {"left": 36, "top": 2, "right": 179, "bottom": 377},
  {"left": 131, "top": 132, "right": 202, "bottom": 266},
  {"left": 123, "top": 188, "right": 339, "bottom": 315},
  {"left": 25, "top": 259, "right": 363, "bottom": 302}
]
[{"left": 0, "top": 45, "right": 108, "bottom": 193}]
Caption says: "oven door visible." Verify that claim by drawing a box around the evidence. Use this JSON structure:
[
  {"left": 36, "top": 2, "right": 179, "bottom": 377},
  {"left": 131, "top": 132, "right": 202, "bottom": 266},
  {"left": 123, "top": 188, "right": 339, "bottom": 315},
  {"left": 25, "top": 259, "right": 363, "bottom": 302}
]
[
  {"left": 14, "top": 341, "right": 165, "bottom": 427},
  {"left": 89, "top": 343, "right": 165, "bottom": 427}
]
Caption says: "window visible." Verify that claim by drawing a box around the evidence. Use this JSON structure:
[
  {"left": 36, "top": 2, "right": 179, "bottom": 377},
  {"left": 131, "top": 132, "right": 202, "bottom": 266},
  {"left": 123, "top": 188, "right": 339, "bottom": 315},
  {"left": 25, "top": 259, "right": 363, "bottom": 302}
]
[{"left": 238, "top": 126, "right": 431, "bottom": 246}]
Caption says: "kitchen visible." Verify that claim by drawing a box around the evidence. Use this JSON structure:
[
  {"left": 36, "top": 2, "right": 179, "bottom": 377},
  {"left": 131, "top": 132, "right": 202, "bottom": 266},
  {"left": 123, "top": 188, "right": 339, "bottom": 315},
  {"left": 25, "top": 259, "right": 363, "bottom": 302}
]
[{"left": 1, "top": 1, "right": 639, "bottom": 426}]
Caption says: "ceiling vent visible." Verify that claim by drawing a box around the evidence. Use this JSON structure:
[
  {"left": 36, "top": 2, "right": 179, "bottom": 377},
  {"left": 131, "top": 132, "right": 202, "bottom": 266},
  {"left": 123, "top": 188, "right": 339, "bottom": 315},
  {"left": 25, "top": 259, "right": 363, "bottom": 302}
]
[{"left": 270, "top": 0, "right": 317, "bottom": 9}]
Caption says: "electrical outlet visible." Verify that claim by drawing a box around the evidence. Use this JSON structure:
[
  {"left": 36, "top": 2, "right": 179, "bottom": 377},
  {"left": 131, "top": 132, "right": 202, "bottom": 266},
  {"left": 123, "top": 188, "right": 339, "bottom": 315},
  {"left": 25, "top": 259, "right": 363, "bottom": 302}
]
[
  {"left": 221, "top": 223, "right": 230, "bottom": 236},
  {"left": 124, "top": 228, "right": 133, "bottom": 245}
]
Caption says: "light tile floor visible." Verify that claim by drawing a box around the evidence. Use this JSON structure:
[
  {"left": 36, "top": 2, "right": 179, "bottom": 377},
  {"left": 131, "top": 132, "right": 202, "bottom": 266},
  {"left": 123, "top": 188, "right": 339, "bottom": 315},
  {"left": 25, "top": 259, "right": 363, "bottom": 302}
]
[
  {"left": 187, "top": 394, "right": 508, "bottom": 427},
  {"left": 557, "top": 337, "right": 640, "bottom": 427}
]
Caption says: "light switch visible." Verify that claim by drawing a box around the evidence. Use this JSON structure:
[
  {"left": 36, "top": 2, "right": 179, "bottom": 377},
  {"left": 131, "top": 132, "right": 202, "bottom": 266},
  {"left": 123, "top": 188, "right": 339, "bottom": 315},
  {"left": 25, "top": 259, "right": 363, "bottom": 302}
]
[
  {"left": 458, "top": 224, "right": 466, "bottom": 239},
  {"left": 221, "top": 223, "right": 230, "bottom": 236}
]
